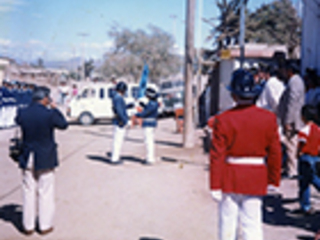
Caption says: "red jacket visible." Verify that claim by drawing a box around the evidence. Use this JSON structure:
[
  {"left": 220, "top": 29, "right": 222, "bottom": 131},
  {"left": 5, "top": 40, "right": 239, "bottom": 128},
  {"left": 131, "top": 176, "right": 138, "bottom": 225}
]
[
  {"left": 297, "top": 122, "right": 320, "bottom": 156},
  {"left": 210, "top": 105, "right": 282, "bottom": 195}
]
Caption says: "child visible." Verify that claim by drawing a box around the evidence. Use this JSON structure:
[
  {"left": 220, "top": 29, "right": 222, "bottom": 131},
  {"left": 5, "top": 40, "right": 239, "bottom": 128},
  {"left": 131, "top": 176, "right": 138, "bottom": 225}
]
[{"left": 297, "top": 104, "right": 320, "bottom": 214}]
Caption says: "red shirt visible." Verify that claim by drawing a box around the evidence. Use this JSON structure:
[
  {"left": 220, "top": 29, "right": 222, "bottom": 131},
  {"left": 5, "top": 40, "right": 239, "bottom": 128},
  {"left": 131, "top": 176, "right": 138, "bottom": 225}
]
[
  {"left": 210, "top": 105, "right": 282, "bottom": 195},
  {"left": 298, "top": 122, "right": 320, "bottom": 156}
]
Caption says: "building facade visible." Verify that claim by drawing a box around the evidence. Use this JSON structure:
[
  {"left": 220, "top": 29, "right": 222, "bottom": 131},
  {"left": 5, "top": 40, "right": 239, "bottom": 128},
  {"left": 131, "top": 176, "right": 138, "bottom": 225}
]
[{"left": 301, "top": 0, "right": 320, "bottom": 74}]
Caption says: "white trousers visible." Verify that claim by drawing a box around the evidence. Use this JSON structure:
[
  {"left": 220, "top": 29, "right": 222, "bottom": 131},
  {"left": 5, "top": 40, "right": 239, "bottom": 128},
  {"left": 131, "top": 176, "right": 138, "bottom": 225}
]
[
  {"left": 0, "top": 107, "right": 9, "bottom": 128},
  {"left": 1, "top": 106, "right": 16, "bottom": 128},
  {"left": 144, "top": 127, "right": 155, "bottom": 163},
  {"left": 219, "top": 193, "right": 263, "bottom": 240},
  {"left": 0, "top": 107, "right": 4, "bottom": 128},
  {"left": 111, "top": 125, "right": 126, "bottom": 162},
  {"left": 22, "top": 155, "right": 55, "bottom": 231},
  {"left": 282, "top": 135, "right": 298, "bottom": 176}
]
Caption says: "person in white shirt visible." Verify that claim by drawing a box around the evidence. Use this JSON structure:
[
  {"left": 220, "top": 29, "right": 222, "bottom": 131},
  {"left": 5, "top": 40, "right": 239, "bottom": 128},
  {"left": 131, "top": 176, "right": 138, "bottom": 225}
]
[{"left": 256, "top": 64, "right": 285, "bottom": 114}]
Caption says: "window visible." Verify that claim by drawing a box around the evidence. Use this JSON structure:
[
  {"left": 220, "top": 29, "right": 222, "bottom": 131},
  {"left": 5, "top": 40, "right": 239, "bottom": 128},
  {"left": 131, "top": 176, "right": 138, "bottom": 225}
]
[
  {"left": 174, "top": 80, "right": 184, "bottom": 87},
  {"left": 100, "top": 88, "right": 104, "bottom": 99},
  {"left": 161, "top": 82, "right": 173, "bottom": 90},
  {"left": 81, "top": 88, "right": 95, "bottom": 98},
  {"left": 108, "top": 88, "right": 116, "bottom": 98},
  {"left": 132, "top": 87, "right": 140, "bottom": 99}
]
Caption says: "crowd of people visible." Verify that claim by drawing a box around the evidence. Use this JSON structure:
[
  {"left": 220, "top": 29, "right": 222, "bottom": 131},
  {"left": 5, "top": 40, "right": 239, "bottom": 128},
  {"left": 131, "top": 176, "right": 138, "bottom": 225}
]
[{"left": 208, "top": 62, "right": 320, "bottom": 240}]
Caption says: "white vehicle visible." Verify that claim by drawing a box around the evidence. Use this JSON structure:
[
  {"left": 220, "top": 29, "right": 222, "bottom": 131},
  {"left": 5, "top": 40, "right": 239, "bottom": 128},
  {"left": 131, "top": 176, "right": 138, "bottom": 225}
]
[{"left": 67, "top": 82, "right": 162, "bottom": 125}]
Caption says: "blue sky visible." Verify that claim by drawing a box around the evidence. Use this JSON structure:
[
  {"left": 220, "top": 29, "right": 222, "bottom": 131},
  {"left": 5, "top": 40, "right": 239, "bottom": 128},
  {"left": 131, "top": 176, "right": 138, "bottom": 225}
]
[{"left": 0, "top": 0, "right": 299, "bottom": 63}]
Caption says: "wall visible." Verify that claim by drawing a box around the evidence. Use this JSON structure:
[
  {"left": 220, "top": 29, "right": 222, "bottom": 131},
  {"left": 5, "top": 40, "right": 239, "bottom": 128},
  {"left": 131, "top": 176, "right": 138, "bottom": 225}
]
[{"left": 301, "top": 0, "right": 320, "bottom": 75}]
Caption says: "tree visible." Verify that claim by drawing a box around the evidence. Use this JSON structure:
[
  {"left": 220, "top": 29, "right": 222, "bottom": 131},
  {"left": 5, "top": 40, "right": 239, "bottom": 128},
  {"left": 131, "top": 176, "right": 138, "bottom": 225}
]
[
  {"left": 84, "top": 59, "right": 95, "bottom": 78},
  {"left": 205, "top": 0, "right": 301, "bottom": 58},
  {"left": 99, "top": 25, "right": 182, "bottom": 83},
  {"left": 247, "top": 0, "right": 301, "bottom": 58},
  {"left": 204, "top": 0, "right": 250, "bottom": 49}
]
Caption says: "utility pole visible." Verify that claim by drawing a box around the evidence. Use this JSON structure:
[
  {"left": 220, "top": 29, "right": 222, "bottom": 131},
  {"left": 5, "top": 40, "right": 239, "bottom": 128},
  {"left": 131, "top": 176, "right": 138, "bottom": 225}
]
[
  {"left": 183, "top": 0, "right": 195, "bottom": 148},
  {"left": 239, "top": 0, "right": 246, "bottom": 67}
]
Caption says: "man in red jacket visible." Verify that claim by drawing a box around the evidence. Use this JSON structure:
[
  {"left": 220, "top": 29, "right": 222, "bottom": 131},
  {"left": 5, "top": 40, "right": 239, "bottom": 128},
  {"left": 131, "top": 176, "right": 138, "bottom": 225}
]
[{"left": 210, "top": 69, "right": 282, "bottom": 240}]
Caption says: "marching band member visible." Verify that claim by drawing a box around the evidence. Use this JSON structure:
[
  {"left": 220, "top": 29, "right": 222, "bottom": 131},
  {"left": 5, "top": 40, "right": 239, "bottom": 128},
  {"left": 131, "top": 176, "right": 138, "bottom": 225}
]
[
  {"left": 111, "top": 81, "right": 131, "bottom": 164},
  {"left": 210, "top": 69, "right": 282, "bottom": 240},
  {"left": 135, "top": 87, "right": 159, "bottom": 165}
]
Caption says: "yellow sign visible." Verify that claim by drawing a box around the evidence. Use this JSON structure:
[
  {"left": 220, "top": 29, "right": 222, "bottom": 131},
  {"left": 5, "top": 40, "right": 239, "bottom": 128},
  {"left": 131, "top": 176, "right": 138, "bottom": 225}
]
[{"left": 220, "top": 49, "right": 231, "bottom": 59}]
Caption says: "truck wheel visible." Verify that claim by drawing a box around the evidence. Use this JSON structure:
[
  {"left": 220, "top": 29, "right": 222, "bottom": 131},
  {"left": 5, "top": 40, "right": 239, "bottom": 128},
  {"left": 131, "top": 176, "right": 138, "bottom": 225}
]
[{"left": 79, "top": 112, "right": 94, "bottom": 125}]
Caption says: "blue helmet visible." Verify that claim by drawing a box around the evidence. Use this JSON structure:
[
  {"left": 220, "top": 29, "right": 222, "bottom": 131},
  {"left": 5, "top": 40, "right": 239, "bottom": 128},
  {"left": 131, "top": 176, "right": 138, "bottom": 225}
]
[
  {"left": 115, "top": 81, "right": 127, "bottom": 93},
  {"left": 227, "top": 69, "right": 261, "bottom": 98}
]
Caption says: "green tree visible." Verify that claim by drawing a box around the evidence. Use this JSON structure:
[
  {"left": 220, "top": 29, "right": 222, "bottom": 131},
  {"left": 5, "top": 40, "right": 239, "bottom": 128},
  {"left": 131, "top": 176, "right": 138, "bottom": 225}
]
[
  {"left": 99, "top": 24, "right": 182, "bottom": 83},
  {"left": 206, "top": 0, "right": 301, "bottom": 58},
  {"left": 205, "top": 0, "right": 249, "bottom": 49},
  {"left": 247, "top": 0, "right": 301, "bottom": 58},
  {"left": 84, "top": 59, "right": 95, "bottom": 78}
]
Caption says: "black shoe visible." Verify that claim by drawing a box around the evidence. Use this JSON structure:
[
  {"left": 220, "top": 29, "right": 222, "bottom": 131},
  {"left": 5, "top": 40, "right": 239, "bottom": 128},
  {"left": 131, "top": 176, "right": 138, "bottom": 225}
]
[
  {"left": 304, "top": 207, "right": 316, "bottom": 215},
  {"left": 292, "top": 207, "right": 316, "bottom": 215},
  {"left": 141, "top": 160, "right": 153, "bottom": 166}
]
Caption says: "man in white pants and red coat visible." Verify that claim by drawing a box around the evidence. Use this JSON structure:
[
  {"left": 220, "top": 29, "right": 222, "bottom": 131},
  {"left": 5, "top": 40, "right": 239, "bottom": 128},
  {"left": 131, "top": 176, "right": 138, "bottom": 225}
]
[
  {"left": 210, "top": 69, "right": 282, "bottom": 240},
  {"left": 15, "top": 86, "right": 68, "bottom": 235}
]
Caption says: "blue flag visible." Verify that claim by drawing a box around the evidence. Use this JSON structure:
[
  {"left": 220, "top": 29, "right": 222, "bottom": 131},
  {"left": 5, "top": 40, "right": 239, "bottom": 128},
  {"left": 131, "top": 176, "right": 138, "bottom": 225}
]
[{"left": 138, "top": 63, "right": 149, "bottom": 98}]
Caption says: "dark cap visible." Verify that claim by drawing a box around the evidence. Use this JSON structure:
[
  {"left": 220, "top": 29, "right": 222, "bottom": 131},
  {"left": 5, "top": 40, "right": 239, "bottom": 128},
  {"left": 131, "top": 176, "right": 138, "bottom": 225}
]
[{"left": 32, "top": 86, "right": 51, "bottom": 101}]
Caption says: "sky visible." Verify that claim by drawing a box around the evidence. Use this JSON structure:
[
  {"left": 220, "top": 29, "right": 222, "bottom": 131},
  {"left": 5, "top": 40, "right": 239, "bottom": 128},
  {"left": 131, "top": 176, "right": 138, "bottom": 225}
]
[{"left": 0, "top": 0, "right": 299, "bottom": 64}]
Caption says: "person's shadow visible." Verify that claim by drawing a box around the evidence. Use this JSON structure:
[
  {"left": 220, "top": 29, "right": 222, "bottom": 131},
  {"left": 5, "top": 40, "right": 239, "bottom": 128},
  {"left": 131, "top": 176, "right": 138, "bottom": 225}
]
[
  {"left": 0, "top": 204, "right": 24, "bottom": 233},
  {"left": 263, "top": 194, "right": 320, "bottom": 236}
]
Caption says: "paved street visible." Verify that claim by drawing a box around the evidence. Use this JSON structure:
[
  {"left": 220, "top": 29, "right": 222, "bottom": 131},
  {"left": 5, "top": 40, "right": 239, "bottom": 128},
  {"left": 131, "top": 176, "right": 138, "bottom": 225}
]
[{"left": 1, "top": 118, "right": 320, "bottom": 240}]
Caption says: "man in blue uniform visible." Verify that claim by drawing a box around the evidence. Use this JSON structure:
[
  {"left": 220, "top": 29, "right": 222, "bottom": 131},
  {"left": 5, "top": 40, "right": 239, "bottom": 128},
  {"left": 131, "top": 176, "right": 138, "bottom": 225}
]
[
  {"left": 15, "top": 86, "right": 68, "bottom": 235},
  {"left": 111, "top": 81, "right": 131, "bottom": 164},
  {"left": 135, "top": 87, "right": 159, "bottom": 164}
]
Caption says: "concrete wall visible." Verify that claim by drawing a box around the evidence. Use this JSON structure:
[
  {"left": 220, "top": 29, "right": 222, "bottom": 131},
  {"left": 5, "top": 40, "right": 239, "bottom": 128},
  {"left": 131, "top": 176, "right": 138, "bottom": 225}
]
[{"left": 301, "top": 0, "right": 320, "bottom": 75}]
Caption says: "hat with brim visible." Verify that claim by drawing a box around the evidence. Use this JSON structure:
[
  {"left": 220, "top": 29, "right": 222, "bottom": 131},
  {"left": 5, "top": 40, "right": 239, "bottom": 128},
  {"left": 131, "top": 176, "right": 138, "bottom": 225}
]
[{"left": 227, "top": 69, "right": 262, "bottom": 99}]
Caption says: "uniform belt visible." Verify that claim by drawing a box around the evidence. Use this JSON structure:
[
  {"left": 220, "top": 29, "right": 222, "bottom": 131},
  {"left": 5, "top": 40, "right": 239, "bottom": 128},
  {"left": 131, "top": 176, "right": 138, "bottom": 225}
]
[
  {"left": 144, "top": 118, "right": 156, "bottom": 122},
  {"left": 226, "top": 157, "right": 265, "bottom": 165}
]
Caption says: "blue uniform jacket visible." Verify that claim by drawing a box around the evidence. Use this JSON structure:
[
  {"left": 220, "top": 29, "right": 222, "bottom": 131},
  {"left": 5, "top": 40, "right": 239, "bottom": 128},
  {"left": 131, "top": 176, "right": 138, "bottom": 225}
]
[
  {"left": 136, "top": 100, "right": 159, "bottom": 127},
  {"left": 112, "top": 92, "right": 129, "bottom": 127},
  {"left": 2, "top": 88, "right": 16, "bottom": 107},
  {"left": 15, "top": 102, "right": 68, "bottom": 171}
]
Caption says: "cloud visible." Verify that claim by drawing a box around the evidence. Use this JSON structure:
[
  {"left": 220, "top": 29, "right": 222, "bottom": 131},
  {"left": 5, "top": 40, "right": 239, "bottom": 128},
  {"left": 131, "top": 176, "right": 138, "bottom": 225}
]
[
  {"left": 0, "top": 38, "right": 12, "bottom": 46},
  {"left": 80, "top": 41, "right": 114, "bottom": 50},
  {"left": 32, "top": 13, "right": 43, "bottom": 19},
  {"left": 28, "top": 39, "right": 46, "bottom": 48},
  {"left": 0, "top": 0, "right": 25, "bottom": 12}
]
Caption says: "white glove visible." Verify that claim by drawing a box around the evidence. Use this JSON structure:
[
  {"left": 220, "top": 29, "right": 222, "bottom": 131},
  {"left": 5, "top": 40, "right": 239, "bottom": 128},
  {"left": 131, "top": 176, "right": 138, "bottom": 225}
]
[
  {"left": 211, "top": 190, "right": 222, "bottom": 202},
  {"left": 267, "top": 185, "right": 280, "bottom": 195},
  {"left": 126, "top": 120, "right": 132, "bottom": 128}
]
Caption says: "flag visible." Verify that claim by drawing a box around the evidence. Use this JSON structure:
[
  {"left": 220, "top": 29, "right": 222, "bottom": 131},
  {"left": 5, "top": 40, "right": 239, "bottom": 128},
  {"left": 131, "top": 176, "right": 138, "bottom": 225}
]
[{"left": 138, "top": 63, "right": 149, "bottom": 98}]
